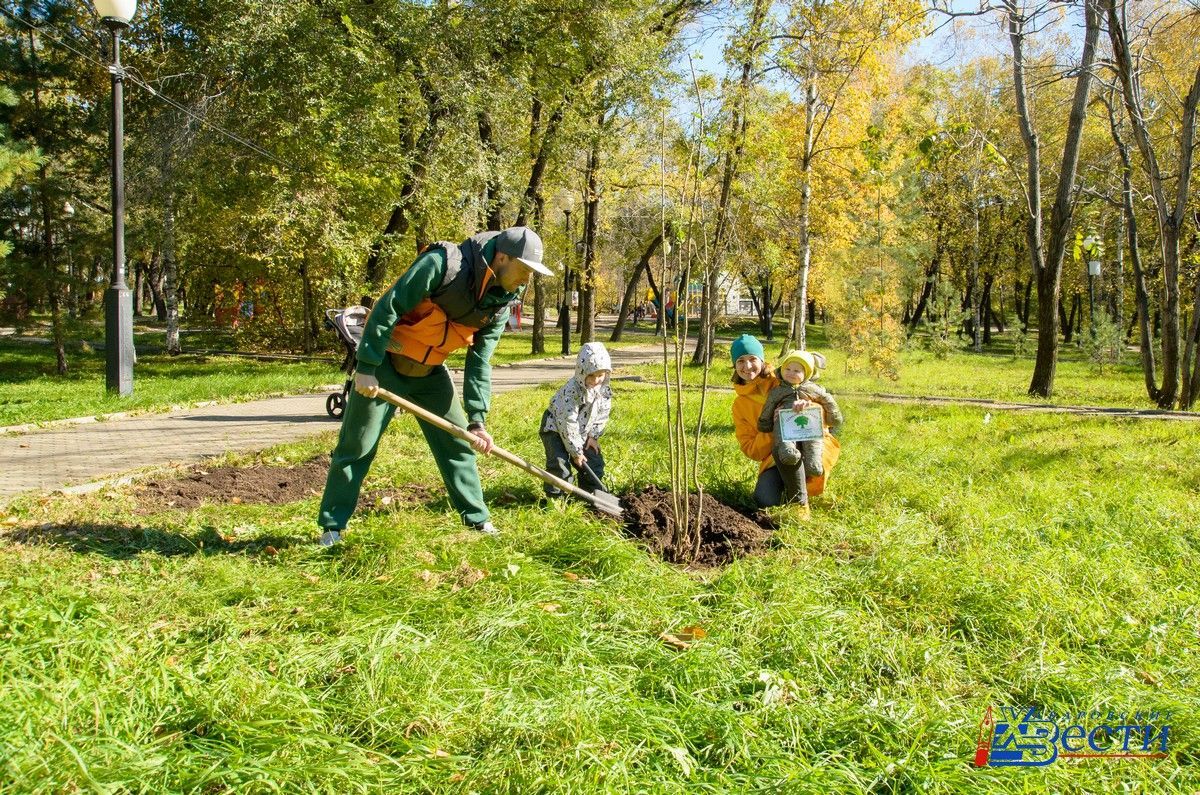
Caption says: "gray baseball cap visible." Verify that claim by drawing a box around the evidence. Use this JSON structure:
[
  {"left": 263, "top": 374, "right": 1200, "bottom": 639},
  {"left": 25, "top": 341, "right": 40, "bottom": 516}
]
[{"left": 495, "top": 226, "right": 553, "bottom": 276}]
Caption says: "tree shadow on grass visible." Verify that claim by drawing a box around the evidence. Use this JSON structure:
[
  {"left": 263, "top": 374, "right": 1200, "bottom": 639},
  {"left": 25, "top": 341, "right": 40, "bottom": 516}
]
[{"left": 4, "top": 521, "right": 304, "bottom": 560}]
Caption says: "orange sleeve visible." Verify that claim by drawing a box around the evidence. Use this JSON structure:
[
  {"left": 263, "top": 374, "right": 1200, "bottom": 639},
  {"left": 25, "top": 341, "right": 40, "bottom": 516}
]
[{"left": 733, "top": 398, "right": 775, "bottom": 462}]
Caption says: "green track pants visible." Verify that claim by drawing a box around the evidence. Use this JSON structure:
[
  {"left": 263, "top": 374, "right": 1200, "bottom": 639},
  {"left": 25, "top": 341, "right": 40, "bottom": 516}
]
[{"left": 317, "top": 357, "right": 488, "bottom": 530}]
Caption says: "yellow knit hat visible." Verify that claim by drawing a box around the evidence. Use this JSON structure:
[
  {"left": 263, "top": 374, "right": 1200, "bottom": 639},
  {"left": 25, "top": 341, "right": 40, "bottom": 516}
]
[{"left": 777, "top": 350, "right": 816, "bottom": 383}]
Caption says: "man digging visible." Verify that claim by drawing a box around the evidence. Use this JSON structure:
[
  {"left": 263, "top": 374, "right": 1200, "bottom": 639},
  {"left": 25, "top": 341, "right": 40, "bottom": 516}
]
[{"left": 316, "top": 227, "right": 552, "bottom": 546}]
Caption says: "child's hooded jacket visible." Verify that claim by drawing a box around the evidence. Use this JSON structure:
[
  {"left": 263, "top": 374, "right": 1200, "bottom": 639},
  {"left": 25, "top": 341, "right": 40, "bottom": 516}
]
[{"left": 541, "top": 342, "right": 613, "bottom": 459}]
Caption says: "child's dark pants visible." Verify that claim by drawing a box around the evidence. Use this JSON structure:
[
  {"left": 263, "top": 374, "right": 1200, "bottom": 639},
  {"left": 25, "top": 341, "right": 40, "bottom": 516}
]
[{"left": 540, "top": 426, "right": 606, "bottom": 496}]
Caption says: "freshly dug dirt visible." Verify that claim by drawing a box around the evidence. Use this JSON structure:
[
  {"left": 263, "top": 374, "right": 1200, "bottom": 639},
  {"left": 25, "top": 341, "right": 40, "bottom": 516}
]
[
  {"left": 134, "top": 457, "right": 440, "bottom": 513},
  {"left": 135, "top": 458, "right": 330, "bottom": 511},
  {"left": 622, "top": 486, "right": 773, "bottom": 567}
]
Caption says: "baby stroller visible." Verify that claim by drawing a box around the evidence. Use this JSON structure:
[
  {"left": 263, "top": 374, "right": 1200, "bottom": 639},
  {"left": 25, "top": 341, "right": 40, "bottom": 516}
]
[{"left": 323, "top": 305, "right": 369, "bottom": 418}]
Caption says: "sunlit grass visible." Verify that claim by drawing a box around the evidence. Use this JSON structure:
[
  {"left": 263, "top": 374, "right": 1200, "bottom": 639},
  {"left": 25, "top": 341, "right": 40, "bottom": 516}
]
[{"left": 1, "top": 380, "right": 1195, "bottom": 792}]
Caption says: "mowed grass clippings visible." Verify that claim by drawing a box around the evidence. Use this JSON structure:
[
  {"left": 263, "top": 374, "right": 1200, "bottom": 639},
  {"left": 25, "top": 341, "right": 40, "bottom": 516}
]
[{"left": 0, "top": 383, "right": 1197, "bottom": 793}]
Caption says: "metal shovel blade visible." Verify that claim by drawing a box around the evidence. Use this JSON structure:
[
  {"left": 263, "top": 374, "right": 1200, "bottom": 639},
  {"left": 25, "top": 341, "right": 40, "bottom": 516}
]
[{"left": 587, "top": 489, "right": 623, "bottom": 518}]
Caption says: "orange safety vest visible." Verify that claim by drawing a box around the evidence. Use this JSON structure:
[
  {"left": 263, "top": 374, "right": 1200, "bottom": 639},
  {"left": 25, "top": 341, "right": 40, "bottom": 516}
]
[{"left": 386, "top": 234, "right": 506, "bottom": 366}]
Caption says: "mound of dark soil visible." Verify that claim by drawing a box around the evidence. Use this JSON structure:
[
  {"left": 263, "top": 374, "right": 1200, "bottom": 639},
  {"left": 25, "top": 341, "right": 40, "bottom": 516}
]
[
  {"left": 622, "top": 486, "right": 773, "bottom": 567},
  {"left": 135, "top": 458, "right": 330, "bottom": 511}
]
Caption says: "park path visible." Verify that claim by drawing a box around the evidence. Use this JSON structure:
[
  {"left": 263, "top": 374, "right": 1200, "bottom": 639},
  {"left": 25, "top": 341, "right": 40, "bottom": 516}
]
[{"left": 0, "top": 343, "right": 669, "bottom": 501}]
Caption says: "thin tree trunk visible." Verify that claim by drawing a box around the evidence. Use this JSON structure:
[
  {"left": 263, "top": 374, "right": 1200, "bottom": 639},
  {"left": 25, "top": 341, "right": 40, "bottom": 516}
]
[
  {"left": 27, "top": 25, "right": 65, "bottom": 374},
  {"left": 909, "top": 220, "right": 944, "bottom": 329},
  {"left": 645, "top": 263, "right": 665, "bottom": 336},
  {"left": 612, "top": 230, "right": 665, "bottom": 342},
  {"left": 300, "top": 250, "right": 317, "bottom": 354},
  {"left": 1013, "top": 0, "right": 1101, "bottom": 396},
  {"left": 478, "top": 111, "right": 504, "bottom": 231},
  {"left": 1107, "top": 0, "right": 1200, "bottom": 407},
  {"left": 579, "top": 129, "right": 601, "bottom": 343},
  {"left": 1106, "top": 78, "right": 1160, "bottom": 402},
  {"left": 132, "top": 262, "right": 144, "bottom": 317},
  {"left": 363, "top": 78, "right": 445, "bottom": 287},
  {"left": 791, "top": 75, "right": 818, "bottom": 352},
  {"left": 148, "top": 252, "right": 166, "bottom": 321},
  {"left": 981, "top": 273, "right": 994, "bottom": 344},
  {"left": 163, "top": 188, "right": 181, "bottom": 354}
]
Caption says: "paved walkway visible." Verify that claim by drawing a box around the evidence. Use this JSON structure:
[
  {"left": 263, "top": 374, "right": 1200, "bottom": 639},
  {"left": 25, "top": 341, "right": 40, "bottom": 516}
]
[{"left": 0, "top": 344, "right": 668, "bottom": 500}]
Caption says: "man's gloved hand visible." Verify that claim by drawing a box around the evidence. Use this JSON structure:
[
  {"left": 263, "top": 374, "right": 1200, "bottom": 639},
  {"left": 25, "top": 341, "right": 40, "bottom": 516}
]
[
  {"left": 467, "top": 422, "right": 495, "bottom": 454},
  {"left": 354, "top": 372, "right": 380, "bottom": 398}
]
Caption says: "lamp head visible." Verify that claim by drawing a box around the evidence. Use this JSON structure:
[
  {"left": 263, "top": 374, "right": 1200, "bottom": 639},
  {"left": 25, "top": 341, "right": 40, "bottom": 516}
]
[{"left": 94, "top": 0, "right": 136, "bottom": 25}]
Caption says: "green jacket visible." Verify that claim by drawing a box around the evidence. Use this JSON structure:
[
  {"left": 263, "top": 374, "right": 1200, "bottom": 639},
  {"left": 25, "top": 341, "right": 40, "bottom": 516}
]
[{"left": 355, "top": 237, "right": 521, "bottom": 425}]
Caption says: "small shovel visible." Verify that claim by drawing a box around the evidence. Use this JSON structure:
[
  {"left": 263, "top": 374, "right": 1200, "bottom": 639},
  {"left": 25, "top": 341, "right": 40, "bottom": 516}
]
[{"left": 374, "top": 387, "right": 624, "bottom": 518}]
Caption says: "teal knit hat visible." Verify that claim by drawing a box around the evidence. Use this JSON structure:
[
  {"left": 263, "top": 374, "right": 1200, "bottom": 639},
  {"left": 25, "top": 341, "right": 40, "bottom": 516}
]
[{"left": 730, "top": 334, "right": 765, "bottom": 365}]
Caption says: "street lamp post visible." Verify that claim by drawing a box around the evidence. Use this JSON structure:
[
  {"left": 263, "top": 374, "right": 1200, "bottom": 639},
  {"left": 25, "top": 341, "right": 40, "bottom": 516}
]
[{"left": 96, "top": 0, "right": 136, "bottom": 396}]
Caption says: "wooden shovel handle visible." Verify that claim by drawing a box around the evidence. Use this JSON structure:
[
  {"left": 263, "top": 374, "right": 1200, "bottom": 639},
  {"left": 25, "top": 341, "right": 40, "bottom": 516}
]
[{"left": 373, "top": 387, "right": 603, "bottom": 507}]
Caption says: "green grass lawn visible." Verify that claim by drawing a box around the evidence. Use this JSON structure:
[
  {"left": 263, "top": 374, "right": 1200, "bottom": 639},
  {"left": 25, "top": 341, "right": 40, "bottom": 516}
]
[
  {"left": 1, "top": 380, "right": 1195, "bottom": 792},
  {"left": 0, "top": 340, "right": 340, "bottom": 427}
]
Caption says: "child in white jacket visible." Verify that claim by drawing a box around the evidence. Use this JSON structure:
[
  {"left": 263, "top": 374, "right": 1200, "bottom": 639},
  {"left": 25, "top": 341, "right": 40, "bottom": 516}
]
[{"left": 540, "top": 342, "right": 613, "bottom": 497}]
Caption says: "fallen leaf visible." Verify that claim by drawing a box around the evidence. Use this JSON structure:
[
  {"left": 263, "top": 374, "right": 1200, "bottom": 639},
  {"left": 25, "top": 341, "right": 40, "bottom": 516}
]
[
  {"left": 264, "top": 545, "right": 279, "bottom": 556},
  {"left": 448, "top": 773, "right": 466, "bottom": 783},
  {"left": 302, "top": 573, "right": 320, "bottom": 584},
  {"left": 1137, "top": 670, "right": 1160, "bottom": 687},
  {"left": 659, "top": 633, "right": 693, "bottom": 651},
  {"left": 375, "top": 574, "right": 392, "bottom": 583},
  {"left": 219, "top": 533, "right": 237, "bottom": 544},
  {"left": 562, "top": 571, "right": 580, "bottom": 582},
  {"left": 18, "top": 443, "right": 28, "bottom": 449},
  {"left": 335, "top": 664, "right": 357, "bottom": 675},
  {"left": 539, "top": 602, "right": 562, "bottom": 613},
  {"left": 429, "top": 749, "right": 451, "bottom": 759},
  {"left": 231, "top": 497, "right": 243, "bottom": 505},
  {"left": 677, "top": 625, "right": 707, "bottom": 641},
  {"left": 414, "top": 550, "right": 435, "bottom": 565},
  {"left": 267, "top": 661, "right": 278, "bottom": 674},
  {"left": 504, "top": 563, "right": 520, "bottom": 577}
]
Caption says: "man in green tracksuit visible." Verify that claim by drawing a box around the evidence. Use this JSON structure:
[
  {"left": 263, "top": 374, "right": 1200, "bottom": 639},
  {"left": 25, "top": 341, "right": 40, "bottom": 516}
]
[{"left": 317, "top": 227, "right": 551, "bottom": 546}]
